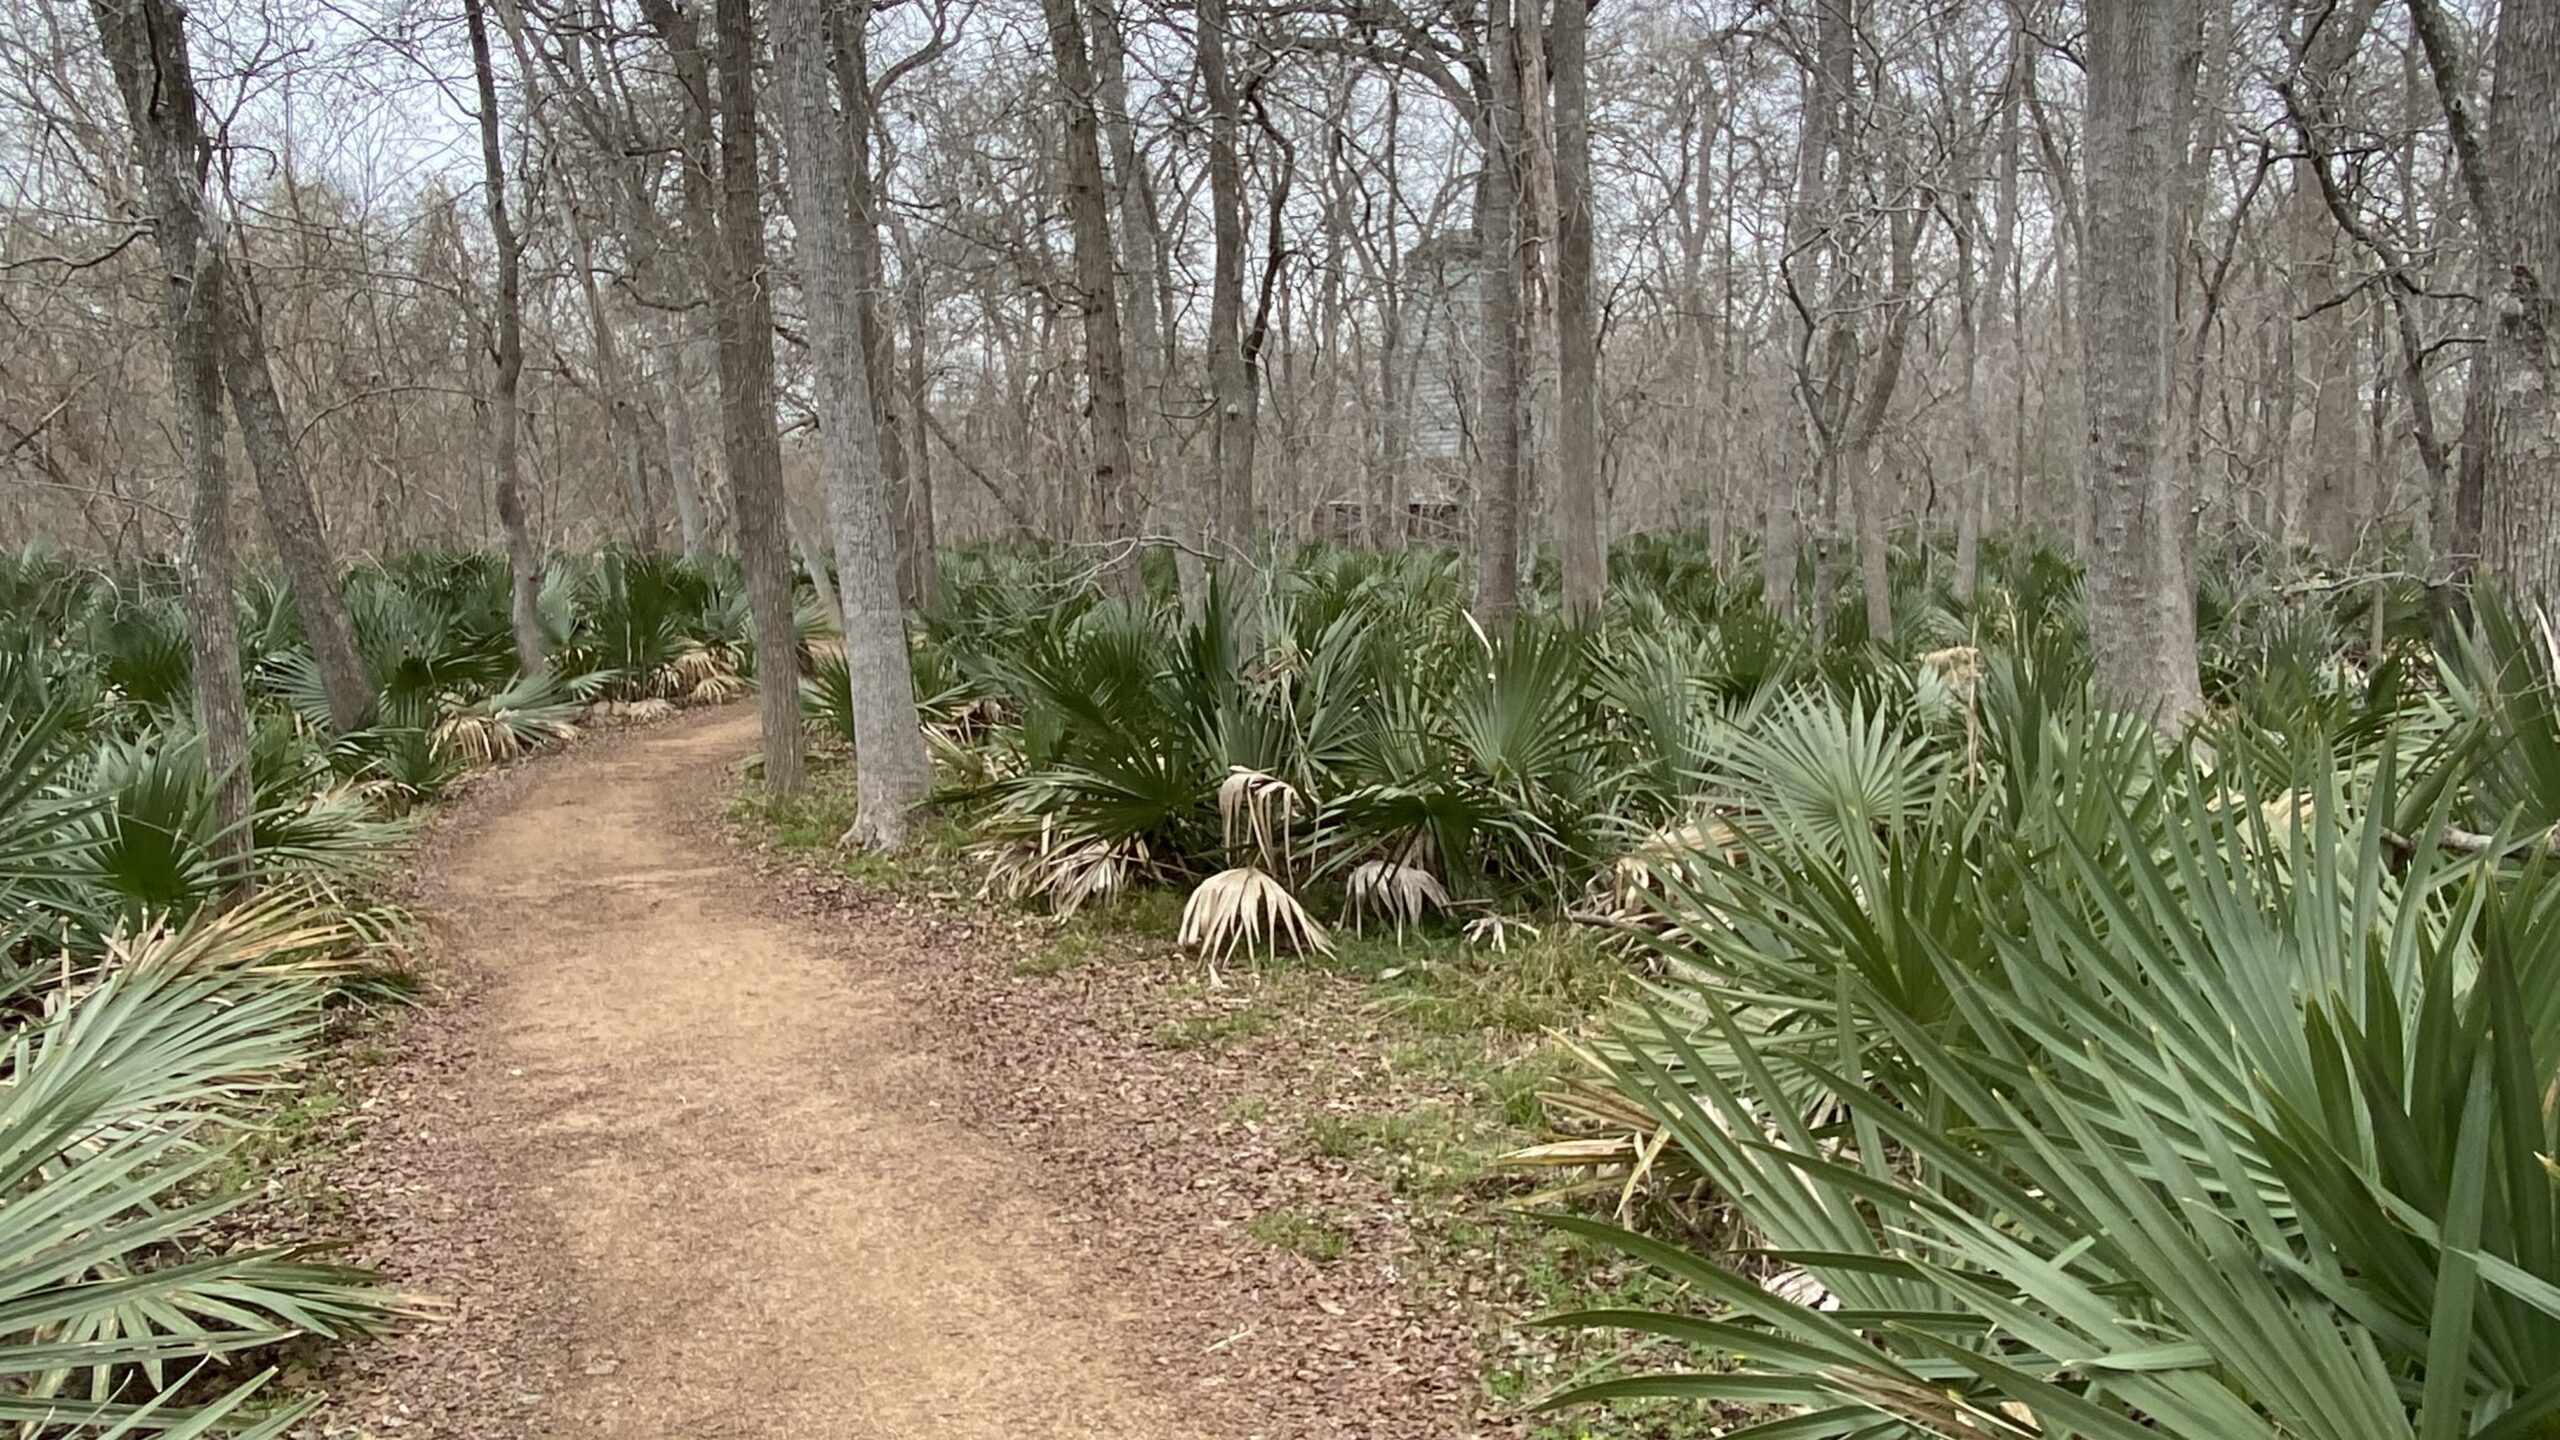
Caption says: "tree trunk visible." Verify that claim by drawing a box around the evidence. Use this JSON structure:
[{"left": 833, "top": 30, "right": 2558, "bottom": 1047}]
[
  {"left": 789, "top": 501, "right": 844, "bottom": 636},
  {"left": 824, "top": 2, "right": 929, "bottom": 610},
  {"left": 894, "top": 219, "right": 944, "bottom": 613},
  {"left": 216, "top": 263, "right": 372, "bottom": 731},
  {"left": 1845, "top": 200, "right": 1927, "bottom": 645},
  {"left": 90, "top": 0, "right": 256, "bottom": 886},
  {"left": 2083, "top": 0, "right": 2204, "bottom": 727},
  {"left": 1551, "top": 0, "right": 1603, "bottom": 623},
  {"left": 1473, "top": 0, "right": 1527, "bottom": 623},
  {"left": 655, "top": 321, "right": 711, "bottom": 556},
  {"left": 568, "top": 206, "right": 663, "bottom": 553},
  {"left": 774, "top": 0, "right": 933, "bottom": 846},
  {"left": 464, "top": 0, "right": 547, "bottom": 676},
  {"left": 2478, "top": 0, "right": 2560, "bottom": 605},
  {"left": 707, "top": 0, "right": 809, "bottom": 795},
  {"left": 1090, "top": 0, "right": 1194, "bottom": 607},
  {"left": 1037, "top": 0, "right": 1144, "bottom": 599},
  {"left": 1766, "top": 0, "right": 1851, "bottom": 618},
  {"left": 1198, "top": 0, "right": 1256, "bottom": 569}
]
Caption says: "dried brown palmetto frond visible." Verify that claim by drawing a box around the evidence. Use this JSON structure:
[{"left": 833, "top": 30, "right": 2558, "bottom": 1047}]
[
  {"left": 584, "top": 697, "right": 679, "bottom": 726},
  {"left": 1216, "top": 766, "right": 1303, "bottom": 872},
  {"left": 428, "top": 708, "right": 578, "bottom": 765},
  {"left": 1917, "top": 643, "right": 1984, "bottom": 698},
  {"left": 662, "top": 641, "right": 743, "bottom": 701},
  {"left": 1462, "top": 913, "right": 1538, "bottom": 952},
  {"left": 1180, "top": 865, "right": 1331, "bottom": 960},
  {"left": 1342, "top": 859, "right": 1449, "bottom": 939},
  {"left": 687, "top": 670, "right": 749, "bottom": 705},
  {"left": 1594, "top": 815, "right": 1741, "bottom": 914},
  {"left": 979, "top": 820, "right": 1149, "bottom": 918}
]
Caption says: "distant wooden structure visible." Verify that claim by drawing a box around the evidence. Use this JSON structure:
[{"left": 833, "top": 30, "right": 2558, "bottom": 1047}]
[{"left": 1311, "top": 233, "right": 1478, "bottom": 544}]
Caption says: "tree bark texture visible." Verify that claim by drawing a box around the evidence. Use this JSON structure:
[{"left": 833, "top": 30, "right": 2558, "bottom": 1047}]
[
  {"left": 774, "top": 0, "right": 934, "bottom": 846},
  {"left": 2082, "top": 0, "right": 2205, "bottom": 727},
  {"left": 89, "top": 0, "right": 255, "bottom": 883},
  {"left": 464, "top": 0, "right": 548, "bottom": 676}
]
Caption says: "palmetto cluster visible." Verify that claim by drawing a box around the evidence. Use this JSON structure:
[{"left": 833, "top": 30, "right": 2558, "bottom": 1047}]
[{"left": 908, "top": 533, "right": 2560, "bottom": 1438}]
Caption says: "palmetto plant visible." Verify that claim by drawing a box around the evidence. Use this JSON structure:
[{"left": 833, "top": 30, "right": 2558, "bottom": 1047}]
[
  {"left": 1536, "top": 607, "right": 2560, "bottom": 1439},
  {"left": 0, "top": 899, "right": 399, "bottom": 1433}
]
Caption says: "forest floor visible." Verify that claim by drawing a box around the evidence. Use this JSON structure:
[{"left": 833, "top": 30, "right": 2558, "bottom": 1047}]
[{"left": 305, "top": 705, "right": 1690, "bottom": 1440}]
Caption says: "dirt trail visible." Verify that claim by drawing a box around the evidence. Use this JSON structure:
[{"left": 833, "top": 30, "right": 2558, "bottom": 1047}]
[{"left": 336, "top": 708, "right": 1205, "bottom": 1438}]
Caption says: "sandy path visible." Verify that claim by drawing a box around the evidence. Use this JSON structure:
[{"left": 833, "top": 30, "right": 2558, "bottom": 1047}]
[{"left": 344, "top": 708, "right": 1203, "bottom": 1438}]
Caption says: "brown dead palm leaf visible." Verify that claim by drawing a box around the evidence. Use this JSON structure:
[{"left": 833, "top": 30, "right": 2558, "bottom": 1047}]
[
  {"left": 1342, "top": 859, "right": 1449, "bottom": 940},
  {"left": 1180, "top": 865, "right": 1331, "bottom": 961},
  {"left": 1216, "top": 766, "right": 1304, "bottom": 873},
  {"left": 979, "top": 820, "right": 1149, "bottom": 918}
]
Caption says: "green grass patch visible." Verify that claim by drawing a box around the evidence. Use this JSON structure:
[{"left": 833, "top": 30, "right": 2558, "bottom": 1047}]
[
  {"left": 1247, "top": 1206, "right": 1354, "bottom": 1264},
  {"left": 1154, "top": 1003, "right": 1274, "bottom": 1052}
]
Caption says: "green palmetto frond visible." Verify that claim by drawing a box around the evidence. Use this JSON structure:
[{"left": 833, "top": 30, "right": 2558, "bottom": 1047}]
[
  {"left": 0, "top": 897, "right": 400, "bottom": 1431},
  {"left": 428, "top": 669, "right": 582, "bottom": 765},
  {"left": 1544, "top": 737, "right": 2560, "bottom": 1438}
]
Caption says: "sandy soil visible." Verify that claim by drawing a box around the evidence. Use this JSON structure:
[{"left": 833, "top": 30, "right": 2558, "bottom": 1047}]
[{"left": 320, "top": 708, "right": 1208, "bottom": 1438}]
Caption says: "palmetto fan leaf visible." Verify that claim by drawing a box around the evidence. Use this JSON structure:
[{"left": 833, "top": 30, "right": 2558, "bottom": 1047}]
[
  {"left": 0, "top": 899, "right": 398, "bottom": 1430},
  {"left": 1548, "top": 735, "right": 2560, "bottom": 1438}
]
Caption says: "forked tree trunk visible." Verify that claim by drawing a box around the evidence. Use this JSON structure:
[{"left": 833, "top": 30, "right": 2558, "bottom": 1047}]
[
  {"left": 89, "top": 0, "right": 254, "bottom": 885},
  {"left": 464, "top": 0, "right": 547, "bottom": 676},
  {"left": 773, "top": 0, "right": 933, "bottom": 848},
  {"left": 708, "top": 0, "right": 808, "bottom": 795},
  {"left": 1765, "top": 0, "right": 1851, "bottom": 618},
  {"left": 1551, "top": 0, "right": 1604, "bottom": 624},
  {"left": 1845, "top": 199, "right": 1927, "bottom": 644},
  {"left": 1090, "top": 0, "right": 1194, "bottom": 607},
  {"left": 1037, "top": 0, "right": 1144, "bottom": 598},
  {"left": 216, "top": 265, "right": 372, "bottom": 731},
  {"left": 2082, "top": 0, "right": 2205, "bottom": 727}
]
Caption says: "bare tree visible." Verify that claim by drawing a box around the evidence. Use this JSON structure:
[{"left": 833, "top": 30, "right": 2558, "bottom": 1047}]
[
  {"left": 772, "top": 0, "right": 932, "bottom": 846},
  {"left": 86, "top": 0, "right": 254, "bottom": 882},
  {"left": 464, "top": 0, "right": 547, "bottom": 675},
  {"left": 216, "top": 263, "right": 372, "bottom": 732},
  {"left": 709, "top": 0, "right": 808, "bottom": 793},
  {"left": 1551, "top": 0, "right": 1603, "bottom": 623},
  {"left": 1473, "top": 0, "right": 1526, "bottom": 622},
  {"left": 2408, "top": 0, "right": 2560, "bottom": 605},
  {"left": 1200, "top": 0, "right": 1256, "bottom": 567},
  {"left": 2083, "top": 0, "right": 2205, "bottom": 726},
  {"left": 1037, "top": 0, "right": 1143, "bottom": 597}
]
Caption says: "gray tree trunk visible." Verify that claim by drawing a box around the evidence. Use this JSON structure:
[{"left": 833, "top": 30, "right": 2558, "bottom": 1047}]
[
  {"left": 1090, "top": 0, "right": 1196, "bottom": 608},
  {"left": 773, "top": 0, "right": 933, "bottom": 847},
  {"left": 1473, "top": 0, "right": 1526, "bottom": 623},
  {"left": 2452, "top": 0, "right": 2560, "bottom": 605},
  {"left": 464, "top": 0, "right": 547, "bottom": 676},
  {"left": 707, "top": 0, "right": 808, "bottom": 795},
  {"left": 887, "top": 212, "right": 944, "bottom": 611},
  {"left": 1552, "top": 0, "right": 1603, "bottom": 623},
  {"left": 1766, "top": 0, "right": 1850, "bottom": 618},
  {"left": 1038, "top": 0, "right": 1144, "bottom": 598},
  {"left": 655, "top": 324, "right": 710, "bottom": 557},
  {"left": 2082, "top": 0, "right": 2205, "bottom": 727},
  {"left": 90, "top": 0, "right": 254, "bottom": 884},
  {"left": 216, "top": 263, "right": 372, "bottom": 732},
  {"left": 1198, "top": 0, "right": 1256, "bottom": 569}
]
